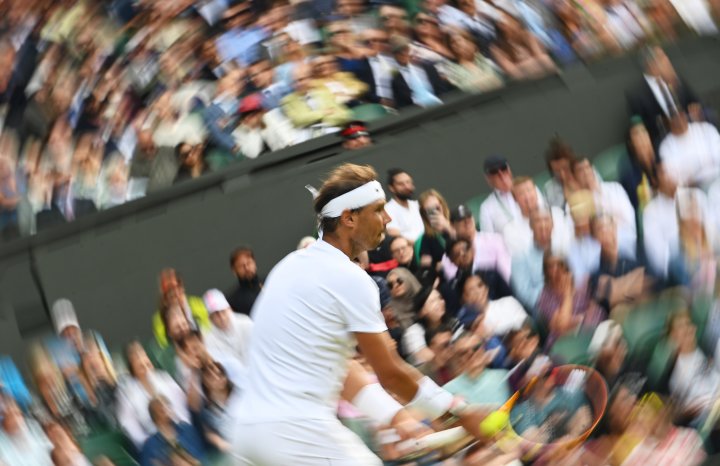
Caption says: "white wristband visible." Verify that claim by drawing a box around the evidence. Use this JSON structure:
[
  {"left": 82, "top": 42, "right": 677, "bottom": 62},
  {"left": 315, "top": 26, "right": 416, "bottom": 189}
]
[
  {"left": 407, "top": 376, "right": 454, "bottom": 420},
  {"left": 351, "top": 383, "right": 404, "bottom": 426}
]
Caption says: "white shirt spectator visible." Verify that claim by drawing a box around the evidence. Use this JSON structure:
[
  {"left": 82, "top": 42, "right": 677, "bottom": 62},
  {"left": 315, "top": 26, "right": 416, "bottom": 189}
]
[
  {"left": 205, "top": 313, "right": 254, "bottom": 365},
  {"left": 483, "top": 296, "right": 529, "bottom": 336},
  {"left": 643, "top": 188, "right": 710, "bottom": 277},
  {"left": 117, "top": 370, "right": 190, "bottom": 448},
  {"left": 669, "top": 348, "right": 720, "bottom": 413},
  {"left": 385, "top": 198, "right": 425, "bottom": 242},
  {"left": 659, "top": 122, "right": 720, "bottom": 189},
  {"left": 479, "top": 190, "right": 522, "bottom": 234},
  {"left": 501, "top": 206, "right": 573, "bottom": 257},
  {"left": 592, "top": 181, "right": 638, "bottom": 259},
  {"left": 368, "top": 54, "right": 397, "bottom": 101},
  {"left": 230, "top": 240, "right": 386, "bottom": 424}
]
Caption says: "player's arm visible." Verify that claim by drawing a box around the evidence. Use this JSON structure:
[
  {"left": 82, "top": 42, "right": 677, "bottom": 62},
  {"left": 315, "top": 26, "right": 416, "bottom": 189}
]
[{"left": 356, "top": 331, "right": 492, "bottom": 439}]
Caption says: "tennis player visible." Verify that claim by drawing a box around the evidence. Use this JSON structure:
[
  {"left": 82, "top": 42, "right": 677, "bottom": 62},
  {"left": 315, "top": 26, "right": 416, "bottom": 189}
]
[{"left": 229, "top": 164, "right": 486, "bottom": 465}]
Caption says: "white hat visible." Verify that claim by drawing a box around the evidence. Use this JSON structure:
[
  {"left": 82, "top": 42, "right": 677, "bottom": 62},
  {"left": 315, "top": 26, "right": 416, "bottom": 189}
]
[
  {"left": 51, "top": 299, "right": 80, "bottom": 335},
  {"left": 203, "top": 289, "right": 231, "bottom": 314}
]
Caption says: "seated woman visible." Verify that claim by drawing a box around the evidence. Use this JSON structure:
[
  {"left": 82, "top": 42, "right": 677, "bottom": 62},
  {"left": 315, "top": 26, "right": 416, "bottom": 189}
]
[
  {"left": 117, "top": 341, "right": 190, "bottom": 449},
  {"left": 439, "top": 29, "right": 504, "bottom": 94},
  {"left": 536, "top": 255, "right": 606, "bottom": 348},
  {"left": 79, "top": 332, "right": 119, "bottom": 430},
  {"left": 409, "top": 13, "right": 455, "bottom": 65},
  {"left": 401, "top": 287, "right": 459, "bottom": 367},
  {"left": 667, "top": 311, "right": 720, "bottom": 423},
  {"left": 490, "top": 11, "right": 557, "bottom": 81},
  {"left": 387, "top": 267, "right": 423, "bottom": 331},
  {"left": 199, "top": 361, "right": 237, "bottom": 453}
]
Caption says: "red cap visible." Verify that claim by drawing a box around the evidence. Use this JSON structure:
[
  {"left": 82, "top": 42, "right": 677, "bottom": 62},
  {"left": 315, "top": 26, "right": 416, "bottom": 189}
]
[{"left": 239, "top": 94, "right": 263, "bottom": 114}]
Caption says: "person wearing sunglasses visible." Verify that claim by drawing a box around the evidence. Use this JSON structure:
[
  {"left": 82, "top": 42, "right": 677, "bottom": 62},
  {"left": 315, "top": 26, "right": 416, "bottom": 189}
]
[{"left": 478, "top": 155, "right": 521, "bottom": 234}]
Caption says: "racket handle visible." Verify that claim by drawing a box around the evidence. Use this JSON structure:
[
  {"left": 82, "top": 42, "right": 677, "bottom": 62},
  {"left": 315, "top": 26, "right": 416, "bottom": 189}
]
[{"left": 396, "top": 426, "right": 468, "bottom": 452}]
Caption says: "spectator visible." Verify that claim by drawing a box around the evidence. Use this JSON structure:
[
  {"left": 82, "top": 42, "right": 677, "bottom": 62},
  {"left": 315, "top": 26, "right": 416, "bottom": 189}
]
[
  {"left": 387, "top": 267, "right": 423, "bottom": 330},
  {"left": 416, "top": 189, "right": 455, "bottom": 273},
  {"left": 503, "top": 176, "right": 573, "bottom": 257},
  {"left": 627, "top": 46, "right": 702, "bottom": 145},
  {"left": 511, "top": 209, "right": 554, "bottom": 311},
  {"left": 441, "top": 29, "right": 503, "bottom": 94},
  {"left": 199, "top": 361, "right": 236, "bottom": 453},
  {"left": 246, "top": 58, "right": 290, "bottom": 110},
  {"left": 45, "top": 421, "right": 92, "bottom": 466},
  {"left": 479, "top": 155, "right": 521, "bottom": 233},
  {"left": 390, "top": 236, "right": 417, "bottom": 275},
  {"left": 384, "top": 168, "right": 425, "bottom": 242},
  {"left": 281, "top": 63, "right": 352, "bottom": 131},
  {"left": 441, "top": 204, "right": 512, "bottom": 284},
  {"left": 401, "top": 288, "right": 457, "bottom": 366},
  {"left": 443, "top": 333, "right": 512, "bottom": 407},
  {"left": 619, "top": 118, "right": 658, "bottom": 210},
  {"left": 668, "top": 197, "right": 717, "bottom": 294},
  {"left": 79, "top": 333, "right": 118, "bottom": 430},
  {"left": 140, "top": 396, "right": 205, "bottom": 466},
  {"left": 490, "top": 11, "right": 557, "bottom": 80},
  {"left": 357, "top": 28, "right": 397, "bottom": 105},
  {"left": 173, "top": 142, "right": 207, "bottom": 184},
  {"left": 340, "top": 120, "right": 373, "bottom": 150},
  {"left": 215, "top": 3, "right": 269, "bottom": 67},
  {"left": 0, "top": 396, "right": 53, "bottom": 466},
  {"left": 202, "top": 69, "right": 244, "bottom": 169},
  {"left": 226, "top": 246, "right": 263, "bottom": 316},
  {"left": 409, "top": 13, "right": 455, "bottom": 65},
  {"left": 128, "top": 127, "right": 180, "bottom": 198},
  {"left": 152, "top": 269, "right": 210, "bottom": 348},
  {"left": 566, "top": 189, "right": 602, "bottom": 286},
  {"left": 543, "top": 135, "right": 577, "bottom": 209},
  {"left": 389, "top": 35, "right": 452, "bottom": 109},
  {"left": 658, "top": 109, "right": 720, "bottom": 189},
  {"left": 378, "top": 4, "right": 411, "bottom": 37},
  {"left": 117, "top": 341, "right": 190, "bottom": 449},
  {"left": 667, "top": 311, "right": 720, "bottom": 423},
  {"left": 311, "top": 54, "right": 368, "bottom": 106},
  {"left": 642, "top": 164, "right": 711, "bottom": 278},
  {"left": 231, "top": 94, "right": 271, "bottom": 159},
  {"left": 536, "top": 254, "right": 606, "bottom": 347},
  {"left": 572, "top": 157, "right": 637, "bottom": 259},
  {"left": 457, "top": 274, "right": 528, "bottom": 335},
  {"left": 438, "top": 0, "right": 497, "bottom": 56},
  {"left": 202, "top": 288, "right": 253, "bottom": 365}
]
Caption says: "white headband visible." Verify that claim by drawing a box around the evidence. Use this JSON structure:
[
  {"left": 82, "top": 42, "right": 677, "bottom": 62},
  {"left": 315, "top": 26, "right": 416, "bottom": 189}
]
[{"left": 320, "top": 180, "right": 385, "bottom": 218}]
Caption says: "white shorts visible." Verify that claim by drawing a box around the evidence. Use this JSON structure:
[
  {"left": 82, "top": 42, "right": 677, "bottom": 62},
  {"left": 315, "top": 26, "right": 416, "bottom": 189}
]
[{"left": 229, "top": 418, "right": 383, "bottom": 466}]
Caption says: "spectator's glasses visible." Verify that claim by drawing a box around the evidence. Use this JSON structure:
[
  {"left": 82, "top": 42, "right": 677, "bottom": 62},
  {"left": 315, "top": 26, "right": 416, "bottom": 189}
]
[
  {"left": 486, "top": 165, "right": 509, "bottom": 176},
  {"left": 387, "top": 278, "right": 404, "bottom": 289},
  {"left": 416, "top": 17, "right": 438, "bottom": 26},
  {"left": 381, "top": 13, "right": 409, "bottom": 21}
]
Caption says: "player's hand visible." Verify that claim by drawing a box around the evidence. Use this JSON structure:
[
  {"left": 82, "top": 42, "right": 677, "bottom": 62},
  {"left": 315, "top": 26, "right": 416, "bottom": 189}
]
[
  {"left": 456, "top": 406, "right": 495, "bottom": 441},
  {"left": 390, "top": 408, "right": 432, "bottom": 441}
]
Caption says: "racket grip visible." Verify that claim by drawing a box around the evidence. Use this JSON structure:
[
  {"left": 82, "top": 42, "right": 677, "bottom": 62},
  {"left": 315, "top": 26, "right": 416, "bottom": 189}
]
[{"left": 396, "top": 426, "right": 468, "bottom": 452}]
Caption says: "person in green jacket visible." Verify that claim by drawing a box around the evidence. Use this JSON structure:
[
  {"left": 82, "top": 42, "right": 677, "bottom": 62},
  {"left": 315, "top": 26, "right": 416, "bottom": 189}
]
[{"left": 152, "top": 269, "right": 210, "bottom": 349}]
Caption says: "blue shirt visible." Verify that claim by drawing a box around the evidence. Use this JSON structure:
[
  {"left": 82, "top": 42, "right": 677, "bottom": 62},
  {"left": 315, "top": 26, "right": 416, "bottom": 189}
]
[
  {"left": 568, "top": 236, "right": 601, "bottom": 287},
  {"left": 140, "top": 422, "right": 205, "bottom": 466},
  {"left": 215, "top": 27, "right": 269, "bottom": 67},
  {"left": 511, "top": 246, "right": 546, "bottom": 312},
  {"left": 443, "top": 369, "right": 511, "bottom": 407}
]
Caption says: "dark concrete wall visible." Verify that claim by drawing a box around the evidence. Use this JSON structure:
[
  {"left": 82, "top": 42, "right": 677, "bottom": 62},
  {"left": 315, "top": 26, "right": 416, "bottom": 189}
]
[{"left": 1, "top": 38, "right": 719, "bottom": 359}]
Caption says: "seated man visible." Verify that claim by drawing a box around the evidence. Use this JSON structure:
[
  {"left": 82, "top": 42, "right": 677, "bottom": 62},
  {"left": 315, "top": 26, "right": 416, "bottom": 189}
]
[
  {"left": 458, "top": 274, "right": 528, "bottom": 336},
  {"left": 389, "top": 35, "right": 453, "bottom": 109},
  {"left": 140, "top": 396, "right": 205, "bottom": 466},
  {"left": 443, "top": 333, "right": 511, "bottom": 407},
  {"left": 202, "top": 289, "right": 253, "bottom": 365}
]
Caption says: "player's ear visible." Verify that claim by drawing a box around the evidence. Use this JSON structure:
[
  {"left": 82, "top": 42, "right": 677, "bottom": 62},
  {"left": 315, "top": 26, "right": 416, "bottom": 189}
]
[{"left": 339, "top": 209, "right": 356, "bottom": 229}]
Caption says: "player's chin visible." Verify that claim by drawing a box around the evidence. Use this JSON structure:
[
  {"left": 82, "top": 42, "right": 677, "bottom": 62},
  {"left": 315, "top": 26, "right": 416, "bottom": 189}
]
[{"left": 370, "top": 232, "right": 385, "bottom": 249}]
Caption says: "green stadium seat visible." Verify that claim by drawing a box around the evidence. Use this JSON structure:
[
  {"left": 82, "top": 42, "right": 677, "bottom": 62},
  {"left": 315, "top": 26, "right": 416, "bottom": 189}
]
[
  {"left": 351, "top": 104, "right": 394, "bottom": 122},
  {"left": 465, "top": 194, "right": 487, "bottom": 230},
  {"left": 145, "top": 339, "right": 177, "bottom": 378},
  {"left": 593, "top": 144, "right": 627, "bottom": 183},
  {"left": 621, "top": 294, "right": 685, "bottom": 366},
  {"left": 549, "top": 331, "right": 594, "bottom": 366},
  {"left": 80, "top": 430, "right": 138, "bottom": 466},
  {"left": 691, "top": 294, "right": 715, "bottom": 352}
]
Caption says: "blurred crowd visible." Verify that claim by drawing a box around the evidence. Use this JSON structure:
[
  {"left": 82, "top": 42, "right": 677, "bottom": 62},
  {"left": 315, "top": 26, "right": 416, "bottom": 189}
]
[
  {"left": 1, "top": 44, "right": 720, "bottom": 466},
  {"left": 1, "top": 0, "right": 720, "bottom": 239}
]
